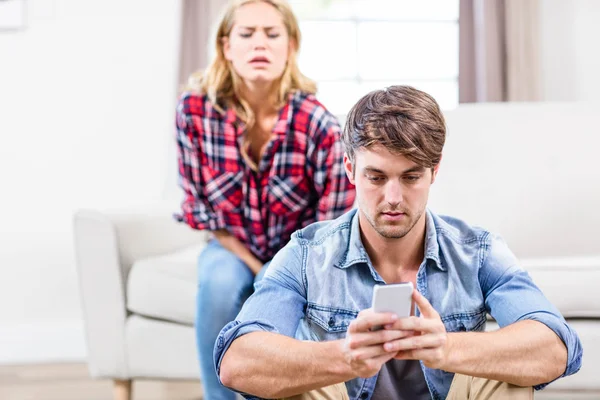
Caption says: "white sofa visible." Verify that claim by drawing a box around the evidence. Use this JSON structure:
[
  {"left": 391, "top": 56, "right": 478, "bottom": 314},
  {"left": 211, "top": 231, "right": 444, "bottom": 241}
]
[{"left": 74, "top": 102, "right": 600, "bottom": 399}]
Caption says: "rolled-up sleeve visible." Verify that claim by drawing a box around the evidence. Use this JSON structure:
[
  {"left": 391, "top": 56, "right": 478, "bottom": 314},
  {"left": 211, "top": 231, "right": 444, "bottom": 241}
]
[
  {"left": 480, "top": 234, "right": 583, "bottom": 389},
  {"left": 213, "top": 238, "right": 307, "bottom": 384},
  {"left": 174, "top": 95, "right": 226, "bottom": 231}
]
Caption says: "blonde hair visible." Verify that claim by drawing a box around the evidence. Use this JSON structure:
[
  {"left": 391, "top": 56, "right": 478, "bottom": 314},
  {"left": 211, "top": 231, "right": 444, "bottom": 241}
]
[{"left": 187, "top": 0, "right": 316, "bottom": 128}]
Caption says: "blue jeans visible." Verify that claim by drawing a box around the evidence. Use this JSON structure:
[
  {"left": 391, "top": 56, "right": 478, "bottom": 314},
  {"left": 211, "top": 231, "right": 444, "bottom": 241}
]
[{"left": 196, "top": 240, "right": 269, "bottom": 400}]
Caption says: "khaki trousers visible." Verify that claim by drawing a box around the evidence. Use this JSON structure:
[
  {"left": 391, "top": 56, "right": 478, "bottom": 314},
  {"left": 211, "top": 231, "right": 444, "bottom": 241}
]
[{"left": 283, "top": 373, "right": 533, "bottom": 400}]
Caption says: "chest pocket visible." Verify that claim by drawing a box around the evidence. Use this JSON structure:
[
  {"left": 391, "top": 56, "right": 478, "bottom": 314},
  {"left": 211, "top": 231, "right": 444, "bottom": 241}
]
[
  {"left": 306, "top": 303, "right": 358, "bottom": 341},
  {"left": 441, "top": 307, "right": 487, "bottom": 333},
  {"left": 268, "top": 175, "right": 311, "bottom": 216},
  {"left": 202, "top": 166, "right": 244, "bottom": 213}
]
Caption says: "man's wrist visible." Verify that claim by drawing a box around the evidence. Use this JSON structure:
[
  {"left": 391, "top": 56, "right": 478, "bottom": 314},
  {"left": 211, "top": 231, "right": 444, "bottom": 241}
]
[
  {"left": 326, "top": 340, "right": 355, "bottom": 379},
  {"left": 439, "top": 332, "right": 457, "bottom": 371}
]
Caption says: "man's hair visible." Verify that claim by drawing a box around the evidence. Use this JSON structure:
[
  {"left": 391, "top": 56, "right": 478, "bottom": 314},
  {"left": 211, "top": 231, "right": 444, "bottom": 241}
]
[{"left": 342, "top": 85, "right": 446, "bottom": 169}]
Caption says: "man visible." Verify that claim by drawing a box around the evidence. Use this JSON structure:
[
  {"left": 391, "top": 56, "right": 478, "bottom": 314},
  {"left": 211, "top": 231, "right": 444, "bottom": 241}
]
[{"left": 213, "top": 86, "right": 582, "bottom": 399}]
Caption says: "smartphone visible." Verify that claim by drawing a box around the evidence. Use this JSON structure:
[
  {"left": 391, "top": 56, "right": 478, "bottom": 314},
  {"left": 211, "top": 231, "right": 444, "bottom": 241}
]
[{"left": 371, "top": 282, "right": 414, "bottom": 319}]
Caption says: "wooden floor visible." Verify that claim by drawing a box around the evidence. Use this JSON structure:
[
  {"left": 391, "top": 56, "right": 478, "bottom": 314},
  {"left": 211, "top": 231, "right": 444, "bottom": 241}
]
[
  {"left": 0, "top": 363, "right": 203, "bottom": 400},
  {"left": 1, "top": 363, "right": 600, "bottom": 400}
]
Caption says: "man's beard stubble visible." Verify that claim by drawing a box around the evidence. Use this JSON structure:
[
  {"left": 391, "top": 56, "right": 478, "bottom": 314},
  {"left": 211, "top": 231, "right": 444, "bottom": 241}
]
[{"left": 369, "top": 206, "right": 423, "bottom": 239}]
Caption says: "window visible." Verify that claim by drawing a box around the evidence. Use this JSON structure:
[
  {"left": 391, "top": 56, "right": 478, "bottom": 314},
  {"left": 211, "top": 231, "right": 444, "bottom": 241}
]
[
  {"left": 289, "top": 0, "right": 459, "bottom": 115},
  {"left": 0, "top": 0, "right": 26, "bottom": 31}
]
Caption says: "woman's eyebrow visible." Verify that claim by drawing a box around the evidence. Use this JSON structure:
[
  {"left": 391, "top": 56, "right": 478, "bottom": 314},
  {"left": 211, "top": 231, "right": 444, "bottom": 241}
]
[{"left": 238, "top": 25, "right": 278, "bottom": 30}]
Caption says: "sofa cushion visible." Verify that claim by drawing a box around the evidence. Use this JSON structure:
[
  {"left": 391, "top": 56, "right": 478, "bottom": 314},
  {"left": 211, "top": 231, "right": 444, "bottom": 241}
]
[
  {"left": 126, "top": 245, "right": 600, "bottom": 335},
  {"left": 126, "top": 243, "right": 600, "bottom": 326},
  {"left": 126, "top": 314, "right": 199, "bottom": 379},
  {"left": 521, "top": 256, "right": 600, "bottom": 318},
  {"left": 127, "top": 244, "right": 204, "bottom": 325}
]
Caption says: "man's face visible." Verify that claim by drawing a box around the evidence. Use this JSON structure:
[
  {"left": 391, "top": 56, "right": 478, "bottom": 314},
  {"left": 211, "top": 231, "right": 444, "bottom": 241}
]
[{"left": 344, "top": 145, "right": 438, "bottom": 239}]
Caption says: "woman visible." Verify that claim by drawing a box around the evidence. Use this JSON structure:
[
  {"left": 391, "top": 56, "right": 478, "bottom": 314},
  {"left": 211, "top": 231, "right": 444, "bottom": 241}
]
[{"left": 175, "top": 0, "right": 356, "bottom": 398}]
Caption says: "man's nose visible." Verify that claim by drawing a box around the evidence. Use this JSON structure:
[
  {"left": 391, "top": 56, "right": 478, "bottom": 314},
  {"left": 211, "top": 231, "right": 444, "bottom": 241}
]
[{"left": 385, "top": 181, "right": 403, "bottom": 206}]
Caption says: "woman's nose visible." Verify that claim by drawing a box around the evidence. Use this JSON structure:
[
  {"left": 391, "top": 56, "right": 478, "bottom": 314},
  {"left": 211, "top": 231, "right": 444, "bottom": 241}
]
[{"left": 252, "top": 31, "right": 267, "bottom": 49}]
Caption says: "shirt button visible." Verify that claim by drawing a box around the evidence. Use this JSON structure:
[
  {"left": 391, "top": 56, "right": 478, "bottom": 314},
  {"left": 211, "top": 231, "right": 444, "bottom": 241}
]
[
  {"left": 360, "top": 392, "right": 369, "bottom": 400},
  {"left": 328, "top": 317, "right": 335, "bottom": 327}
]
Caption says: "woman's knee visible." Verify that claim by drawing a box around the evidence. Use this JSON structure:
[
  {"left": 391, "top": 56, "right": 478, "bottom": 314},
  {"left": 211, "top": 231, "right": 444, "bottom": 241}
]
[
  {"left": 197, "top": 241, "right": 254, "bottom": 302},
  {"left": 198, "top": 241, "right": 250, "bottom": 280}
]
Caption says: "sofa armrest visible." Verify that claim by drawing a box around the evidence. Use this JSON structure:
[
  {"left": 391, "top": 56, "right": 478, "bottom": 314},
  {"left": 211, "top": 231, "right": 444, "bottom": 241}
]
[{"left": 73, "top": 202, "right": 207, "bottom": 378}]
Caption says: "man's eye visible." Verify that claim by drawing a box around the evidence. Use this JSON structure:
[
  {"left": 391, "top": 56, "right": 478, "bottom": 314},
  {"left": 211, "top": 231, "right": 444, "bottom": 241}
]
[
  {"left": 367, "top": 176, "right": 383, "bottom": 182},
  {"left": 405, "top": 175, "right": 421, "bottom": 182}
]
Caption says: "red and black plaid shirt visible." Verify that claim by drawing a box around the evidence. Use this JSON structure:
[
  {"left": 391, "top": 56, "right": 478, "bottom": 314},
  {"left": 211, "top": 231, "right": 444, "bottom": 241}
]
[{"left": 175, "top": 91, "right": 356, "bottom": 262}]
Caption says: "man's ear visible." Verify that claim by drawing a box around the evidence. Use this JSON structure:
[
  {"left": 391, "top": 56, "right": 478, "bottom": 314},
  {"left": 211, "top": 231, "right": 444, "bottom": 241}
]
[
  {"left": 343, "top": 154, "right": 355, "bottom": 184},
  {"left": 222, "top": 36, "right": 231, "bottom": 61},
  {"left": 431, "top": 155, "right": 442, "bottom": 184}
]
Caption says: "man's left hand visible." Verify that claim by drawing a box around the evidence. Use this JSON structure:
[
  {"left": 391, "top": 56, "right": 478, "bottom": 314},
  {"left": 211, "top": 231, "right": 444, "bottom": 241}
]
[{"left": 382, "top": 289, "right": 448, "bottom": 369}]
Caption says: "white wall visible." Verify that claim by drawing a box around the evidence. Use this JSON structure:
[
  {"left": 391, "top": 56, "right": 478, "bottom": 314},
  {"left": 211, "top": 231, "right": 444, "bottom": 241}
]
[
  {"left": 0, "top": 0, "right": 181, "bottom": 363},
  {"left": 540, "top": 0, "right": 600, "bottom": 101}
]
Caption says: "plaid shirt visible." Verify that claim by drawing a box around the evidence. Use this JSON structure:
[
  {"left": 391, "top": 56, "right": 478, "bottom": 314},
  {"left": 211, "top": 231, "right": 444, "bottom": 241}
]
[{"left": 175, "top": 91, "right": 356, "bottom": 262}]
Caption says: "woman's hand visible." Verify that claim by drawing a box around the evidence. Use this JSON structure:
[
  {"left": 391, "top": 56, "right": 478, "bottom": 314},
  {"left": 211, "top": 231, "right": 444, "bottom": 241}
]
[{"left": 212, "top": 230, "right": 263, "bottom": 275}]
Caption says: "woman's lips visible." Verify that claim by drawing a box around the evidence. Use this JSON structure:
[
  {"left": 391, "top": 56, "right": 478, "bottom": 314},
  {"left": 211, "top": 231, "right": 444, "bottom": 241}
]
[
  {"left": 249, "top": 59, "right": 270, "bottom": 68},
  {"left": 249, "top": 57, "right": 270, "bottom": 63}
]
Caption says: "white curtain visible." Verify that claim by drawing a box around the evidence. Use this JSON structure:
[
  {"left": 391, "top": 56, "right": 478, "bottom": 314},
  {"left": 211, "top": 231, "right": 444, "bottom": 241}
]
[
  {"left": 165, "top": 0, "right": 229, "bottom": 200},
  {"left": 504, "top": 0, "right": 540, "bottom": 101},
  {"left": 177, "top": 0, "right": 229, "bottom": 89},
  {"left": 459, "top": 0, "right": 540, "bottom": 103}
]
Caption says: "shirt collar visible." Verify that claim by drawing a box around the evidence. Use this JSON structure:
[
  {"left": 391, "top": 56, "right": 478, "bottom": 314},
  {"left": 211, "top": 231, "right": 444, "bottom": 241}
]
[
  {"left": 226, "top": 93, "right": 293, "bottom": 138},
  {"left": 424, "top": 209, "right": 444, "bottom": 271},
  {"left": 334, "top": 210, "right": 370, "bottom": 269},
  {"left": 272, "top": 96, "right": 291, "bottom": 136},
  {"left": 334, "top": 209, "right": 445, "bottom": 271}
]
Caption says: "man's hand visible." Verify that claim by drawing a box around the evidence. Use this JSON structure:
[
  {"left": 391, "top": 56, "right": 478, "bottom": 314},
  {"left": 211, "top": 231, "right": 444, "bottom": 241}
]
[
  {"left": 342, "top": 309, "right": 412, "bottom": 378},
  {"left": 383, "top": 290, "right": 448, "bottom": 369}
]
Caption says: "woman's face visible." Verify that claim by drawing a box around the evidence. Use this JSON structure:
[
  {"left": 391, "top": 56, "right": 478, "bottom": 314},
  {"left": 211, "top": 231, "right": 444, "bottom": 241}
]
[{"left": 223, "top": 1, "right": 292, "bottom": 85}]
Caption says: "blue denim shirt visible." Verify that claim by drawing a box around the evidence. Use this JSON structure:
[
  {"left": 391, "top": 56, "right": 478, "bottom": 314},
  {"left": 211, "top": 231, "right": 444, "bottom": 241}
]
[{"left": 215, "top": 209, "right": 583, "bottom": 400}]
